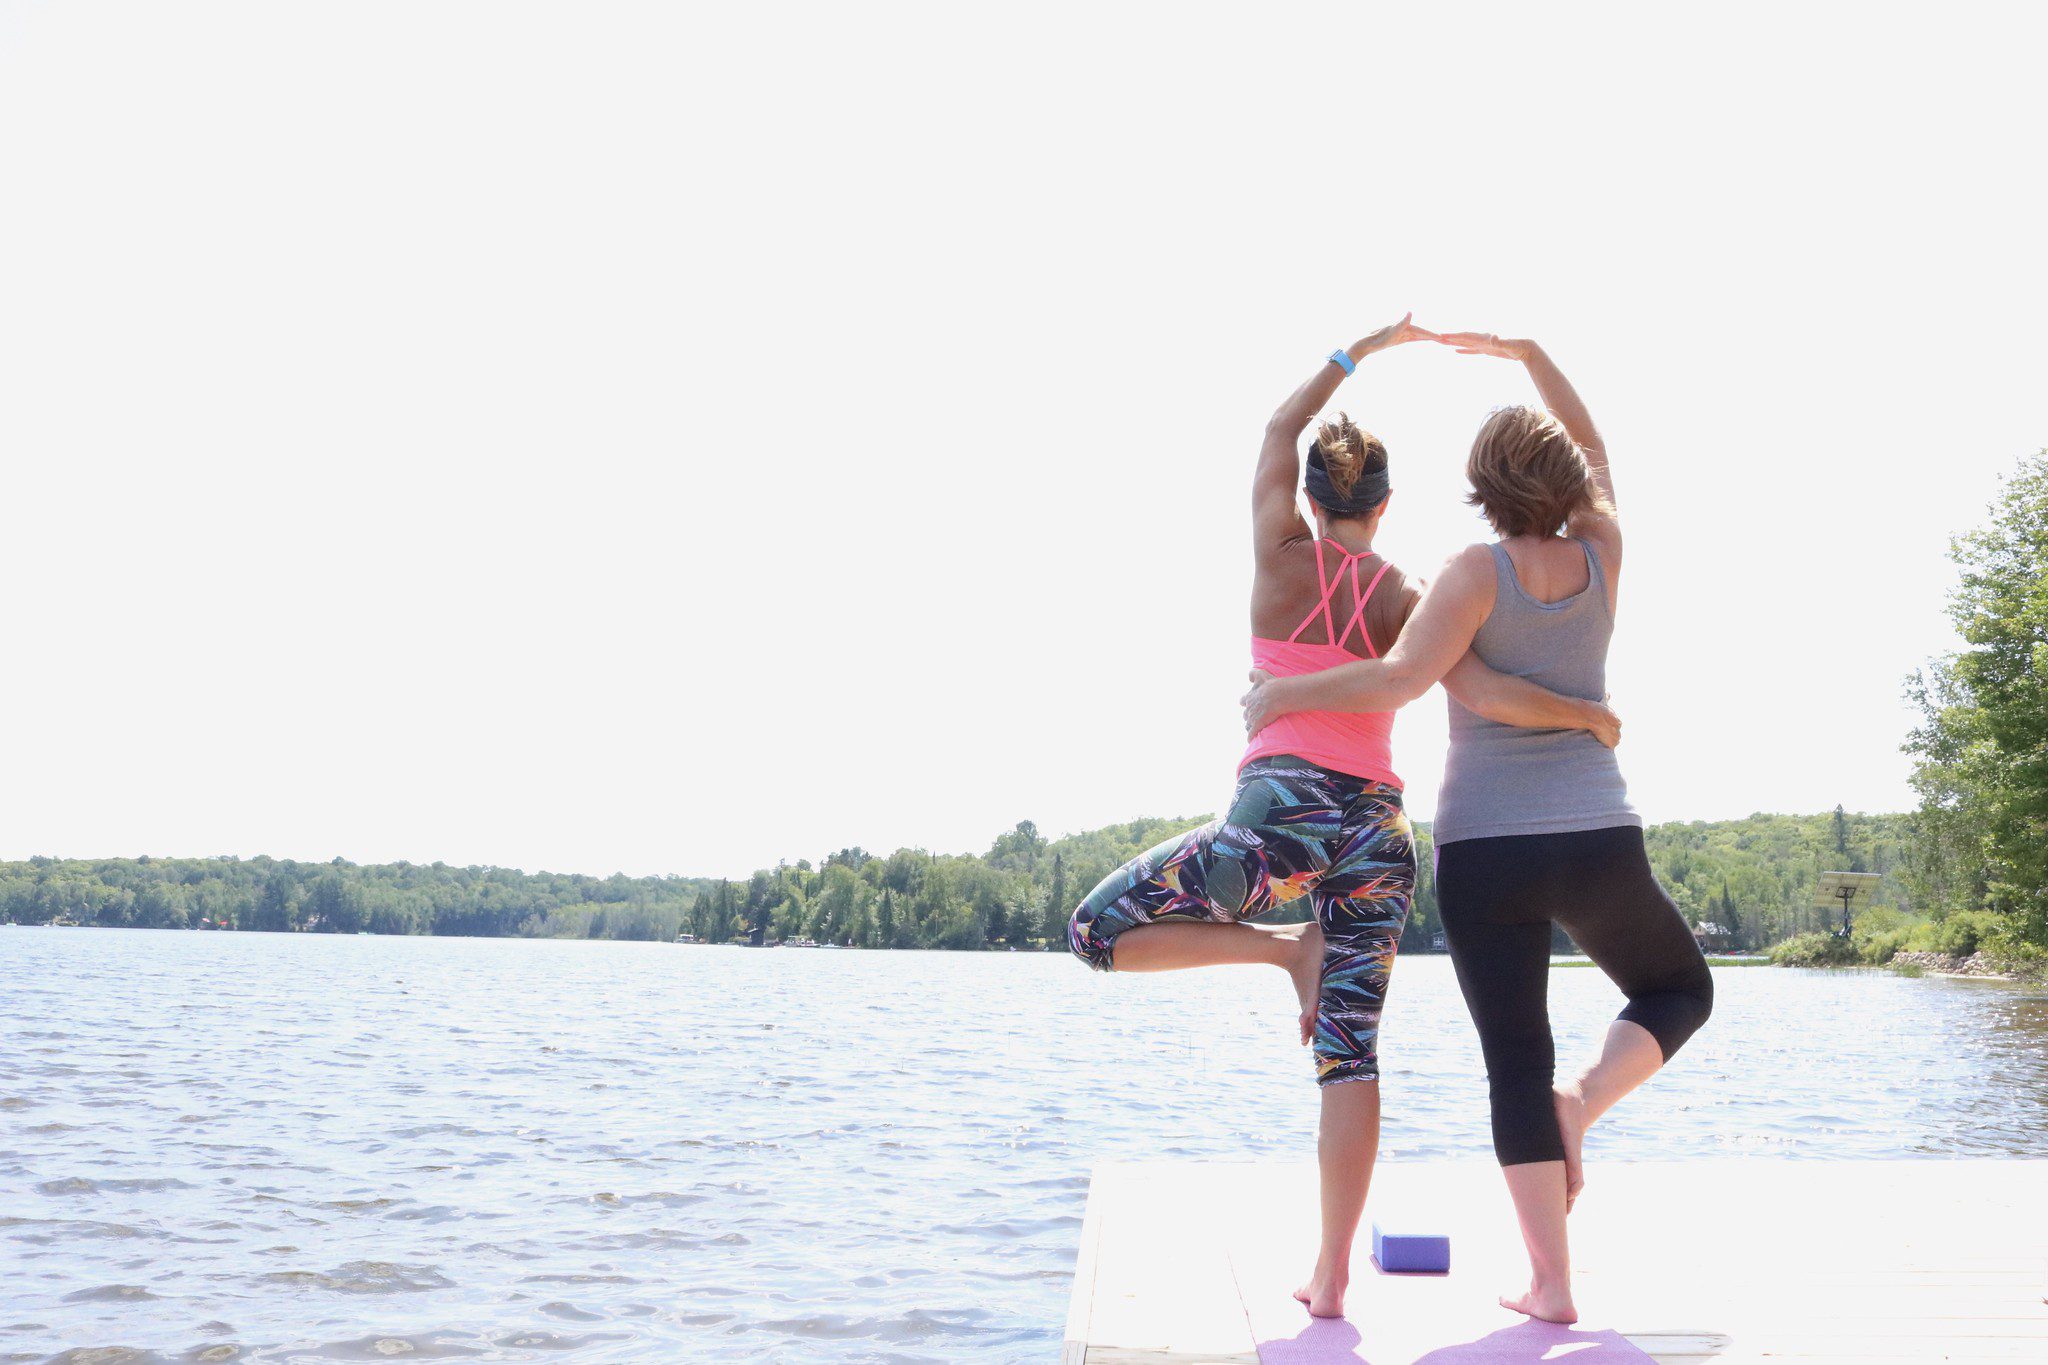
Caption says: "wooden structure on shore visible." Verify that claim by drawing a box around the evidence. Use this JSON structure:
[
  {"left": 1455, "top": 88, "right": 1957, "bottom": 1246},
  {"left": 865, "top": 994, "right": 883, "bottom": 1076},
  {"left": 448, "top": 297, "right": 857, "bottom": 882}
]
[{"left": 1064, "top": 1158, "right": 2048, "bottom": 1363}]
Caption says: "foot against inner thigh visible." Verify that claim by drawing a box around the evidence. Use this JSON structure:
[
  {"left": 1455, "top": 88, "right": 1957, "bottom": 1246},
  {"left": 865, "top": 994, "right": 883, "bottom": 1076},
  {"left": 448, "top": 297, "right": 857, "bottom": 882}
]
[
  {"left": 1287, "top": 921, "right": 1324, "bottom": 1045},
  {"left": 1238, "top": 919, "right": 1322, "bottom": 1043},
  {"left": 1553, "top": 1084, "right": 1587, "bottom": 1210},
  {"left": 1554, "top": 1019, "right": 1665, "bottom": 1213}
]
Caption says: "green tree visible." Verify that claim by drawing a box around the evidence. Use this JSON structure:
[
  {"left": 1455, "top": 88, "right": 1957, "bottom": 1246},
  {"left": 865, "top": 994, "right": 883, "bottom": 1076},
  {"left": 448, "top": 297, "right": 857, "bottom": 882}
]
[
  {"left": 1041, "top": 852, "right": 1070, "bottom": 948},
  {"left": 1718, "top": 881, "right": 1742, "bottom": 941},
  {"left": 305, "top": 873, "right": 364, "bottom": 933},
  {"left": 1904, "top": 450, "right": 2048, "bottom": 945},
  {"left": 987, "top": 820, "right": 1047, "bottom": 873},
  {"left": 247, "top": 874, "right": 299, "bottom": 933}
]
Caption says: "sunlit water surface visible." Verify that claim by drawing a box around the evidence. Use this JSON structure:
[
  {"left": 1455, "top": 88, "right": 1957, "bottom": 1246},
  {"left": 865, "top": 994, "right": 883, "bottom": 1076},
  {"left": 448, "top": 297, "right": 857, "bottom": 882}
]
[{"left": 4, "top": 930, "right": 2046, "bottom": 1363}]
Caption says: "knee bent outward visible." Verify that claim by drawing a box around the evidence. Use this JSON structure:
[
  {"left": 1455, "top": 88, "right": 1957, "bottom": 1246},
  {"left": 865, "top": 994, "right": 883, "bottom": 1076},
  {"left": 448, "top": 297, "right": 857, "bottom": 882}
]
[
  {"left": 1620, "top": 962, "right": 1714, "bottom": 1061},
  {"left": 1067, "top": 896, "right": 1115, "bottom": 971}
]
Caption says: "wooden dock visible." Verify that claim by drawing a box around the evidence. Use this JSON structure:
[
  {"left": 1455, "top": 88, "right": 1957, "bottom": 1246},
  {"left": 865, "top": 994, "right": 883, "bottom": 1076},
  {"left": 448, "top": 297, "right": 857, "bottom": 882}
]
[{"left": 1063, "top": 1159, "right": 2048, "bottom": 1364}]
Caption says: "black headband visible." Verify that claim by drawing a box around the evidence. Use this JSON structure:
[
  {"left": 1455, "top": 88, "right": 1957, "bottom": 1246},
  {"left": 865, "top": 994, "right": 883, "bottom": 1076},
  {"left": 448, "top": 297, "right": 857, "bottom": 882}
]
[{"left": 1305, "top": 442, "right": 1391, "bottom": 517}]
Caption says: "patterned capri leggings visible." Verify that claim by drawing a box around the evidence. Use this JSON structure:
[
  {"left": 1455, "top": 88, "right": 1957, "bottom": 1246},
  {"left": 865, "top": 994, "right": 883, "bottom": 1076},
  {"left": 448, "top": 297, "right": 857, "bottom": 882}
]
[{"left": 1068, "top": 755, "right": 1415, "bottom": 1086}]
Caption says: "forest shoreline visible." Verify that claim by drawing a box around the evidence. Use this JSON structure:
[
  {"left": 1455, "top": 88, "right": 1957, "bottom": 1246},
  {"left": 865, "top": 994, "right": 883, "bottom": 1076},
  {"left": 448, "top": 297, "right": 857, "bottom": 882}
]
[{"left": 0, "top": 807, "right": 1941, "bottom": 959}]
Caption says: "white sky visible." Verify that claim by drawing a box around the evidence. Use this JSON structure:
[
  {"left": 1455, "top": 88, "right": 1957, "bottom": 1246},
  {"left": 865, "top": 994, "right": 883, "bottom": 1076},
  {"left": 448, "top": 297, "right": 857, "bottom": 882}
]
[{"left": 3, "top": 3, "right": 2043, "bottom": 878}]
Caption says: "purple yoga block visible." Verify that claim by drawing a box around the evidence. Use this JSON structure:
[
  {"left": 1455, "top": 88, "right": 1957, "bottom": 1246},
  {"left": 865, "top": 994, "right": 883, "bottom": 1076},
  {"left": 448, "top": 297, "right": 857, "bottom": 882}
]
[{"left": 1371, "top": 1219, "right": 1450, "bottom": 1273}]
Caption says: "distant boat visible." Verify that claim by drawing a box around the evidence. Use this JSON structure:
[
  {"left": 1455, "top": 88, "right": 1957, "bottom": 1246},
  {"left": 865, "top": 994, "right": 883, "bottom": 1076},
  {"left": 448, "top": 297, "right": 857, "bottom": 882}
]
[{"left": 674, "top": 932, "right": 702, "bottom": 945}]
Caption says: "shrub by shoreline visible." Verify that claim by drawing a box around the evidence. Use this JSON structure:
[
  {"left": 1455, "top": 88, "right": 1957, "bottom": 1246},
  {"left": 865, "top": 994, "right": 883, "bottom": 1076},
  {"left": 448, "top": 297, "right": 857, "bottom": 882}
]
[{"left": 1766, "top": 925, "right": 2046, "bottom": 983}]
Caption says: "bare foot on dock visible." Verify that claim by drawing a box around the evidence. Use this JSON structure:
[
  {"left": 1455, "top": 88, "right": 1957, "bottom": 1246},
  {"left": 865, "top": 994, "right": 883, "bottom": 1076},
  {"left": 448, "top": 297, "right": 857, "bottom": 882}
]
[
  {"left": 1554, "top": 1084, "right": 1588, "bottom": 1211},
  {"left": 1293, "top": 1264, "right": 1348, "bottom": 1318},
  {"left": 1288, "top": 922, "right": 1324, "bottom": 1045},
  {"left": 1500, "top": 1281, "right": 1578, "bottom": 1324}
]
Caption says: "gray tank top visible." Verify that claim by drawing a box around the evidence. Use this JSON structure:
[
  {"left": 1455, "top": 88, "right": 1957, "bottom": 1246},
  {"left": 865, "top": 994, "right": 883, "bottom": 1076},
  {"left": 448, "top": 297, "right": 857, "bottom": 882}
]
[{"left": 1433, "top": 538, "right": 1640, "bottom": 845}]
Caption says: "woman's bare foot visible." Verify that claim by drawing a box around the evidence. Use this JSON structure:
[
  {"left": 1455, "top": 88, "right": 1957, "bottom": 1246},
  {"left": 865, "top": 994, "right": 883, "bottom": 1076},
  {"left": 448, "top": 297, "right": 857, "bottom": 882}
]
[
  {"left": 1287, "top": 922, "right": 1325, "bottom": 1045},
  {"left": 1556, "top": 1080, "right": 1589, "bottom": 1211},
  {"left": 1292, "top": 1261, "right": 1348, "bottom": 1318},
  {"left": 1500, "top": 1280, "right": 1578, "bottom": 1324},
  {"left": 1553, "top": 1084, "right": 1588, "bottom": 1212}
]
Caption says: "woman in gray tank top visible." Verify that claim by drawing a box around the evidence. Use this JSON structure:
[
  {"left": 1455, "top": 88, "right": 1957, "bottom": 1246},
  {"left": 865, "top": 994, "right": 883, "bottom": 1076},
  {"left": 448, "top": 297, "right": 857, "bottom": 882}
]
[{"left": 1241, "top": 332, "right": 1712, "bottom": 1327}]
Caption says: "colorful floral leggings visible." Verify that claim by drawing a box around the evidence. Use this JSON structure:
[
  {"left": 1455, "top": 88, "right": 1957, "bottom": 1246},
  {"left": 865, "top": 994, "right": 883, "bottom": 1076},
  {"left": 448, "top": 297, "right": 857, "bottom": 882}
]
[{"left": 1068, "top": 755, "right": 1416, "bottom": 1085}]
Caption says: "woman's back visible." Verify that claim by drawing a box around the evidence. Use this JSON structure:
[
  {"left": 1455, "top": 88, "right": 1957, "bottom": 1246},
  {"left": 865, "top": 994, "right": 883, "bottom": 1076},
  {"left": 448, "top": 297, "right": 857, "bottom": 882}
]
[
  {"left": 1435, "top": 537, "right": 1637, "bottom": 844},
  {"left": 1250, "top": 535, "right": 1414, "bottom": 658},
  {"left": 1243, "top": 537, "right": 1416, "bottom": 789}
]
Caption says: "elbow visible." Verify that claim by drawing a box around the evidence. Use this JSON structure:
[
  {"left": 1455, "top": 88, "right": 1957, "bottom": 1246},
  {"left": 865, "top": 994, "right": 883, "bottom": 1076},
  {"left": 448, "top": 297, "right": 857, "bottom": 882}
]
[
  {"left": 1335, "top": 663, "right": 1426, "bottom": 712},
  {"left": 1383, "top": 662, "right": 1432, "bottom": 707}
]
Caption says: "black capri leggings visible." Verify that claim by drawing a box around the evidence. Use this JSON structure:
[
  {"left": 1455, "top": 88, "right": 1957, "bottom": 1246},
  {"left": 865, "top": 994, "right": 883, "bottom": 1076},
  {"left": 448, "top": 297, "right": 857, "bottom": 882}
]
[{"left": 1435, "top": 824, "right": 1713, "bottom": 1167}]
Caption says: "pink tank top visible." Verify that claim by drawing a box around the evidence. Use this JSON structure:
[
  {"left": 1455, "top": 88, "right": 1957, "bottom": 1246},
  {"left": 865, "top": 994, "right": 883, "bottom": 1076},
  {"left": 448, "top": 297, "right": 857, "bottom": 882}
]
[{"left": 1240, "top": 541, "right": 1401, "bottom": 789}]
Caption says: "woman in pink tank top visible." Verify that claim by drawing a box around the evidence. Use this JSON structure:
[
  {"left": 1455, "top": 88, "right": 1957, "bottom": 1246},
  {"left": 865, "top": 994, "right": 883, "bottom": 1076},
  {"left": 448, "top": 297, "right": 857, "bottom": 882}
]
[{"left": 1065, "top": 315, "right": 1619, "bottom": 1319}]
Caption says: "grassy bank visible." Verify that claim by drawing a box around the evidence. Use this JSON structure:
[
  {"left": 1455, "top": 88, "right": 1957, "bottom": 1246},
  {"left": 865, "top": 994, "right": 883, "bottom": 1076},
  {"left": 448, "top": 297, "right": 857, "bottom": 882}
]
[
  {"left": 1554, "top": 955, "right": 1770, "bottom": 968},
  {"left": 1765, "top": 907, "right": 2048, "bottom": 982}
]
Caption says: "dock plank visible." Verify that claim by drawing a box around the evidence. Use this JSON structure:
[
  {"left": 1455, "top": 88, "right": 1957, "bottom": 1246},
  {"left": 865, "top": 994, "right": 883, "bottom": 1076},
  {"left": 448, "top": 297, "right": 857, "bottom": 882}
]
[{"left": 1063, "top": 1159, "right": 2048, "bottom": 1364}]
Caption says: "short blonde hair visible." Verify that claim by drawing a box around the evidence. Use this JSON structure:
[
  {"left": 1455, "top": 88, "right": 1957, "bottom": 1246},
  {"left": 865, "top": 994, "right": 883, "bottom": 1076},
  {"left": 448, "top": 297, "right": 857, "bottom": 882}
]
[{"left": 1464, "top": 406, "right": 1607, "bottom": 538}]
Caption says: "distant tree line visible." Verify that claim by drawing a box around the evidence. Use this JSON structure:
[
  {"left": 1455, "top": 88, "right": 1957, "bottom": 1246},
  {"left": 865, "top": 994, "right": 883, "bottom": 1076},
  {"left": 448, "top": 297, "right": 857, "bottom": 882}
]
[
  {"left": 3, "top": 806, "right": 1922, "bottom": 955},
  {"left": 0, "top": 856, "right": 719, "bottom": 940}
]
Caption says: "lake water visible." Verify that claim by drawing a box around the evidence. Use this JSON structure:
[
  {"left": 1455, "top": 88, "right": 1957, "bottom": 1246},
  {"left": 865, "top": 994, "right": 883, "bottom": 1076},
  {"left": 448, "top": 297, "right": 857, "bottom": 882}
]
[{"left": 4, "top": 930, "right": 2047, "bottom": 1363}]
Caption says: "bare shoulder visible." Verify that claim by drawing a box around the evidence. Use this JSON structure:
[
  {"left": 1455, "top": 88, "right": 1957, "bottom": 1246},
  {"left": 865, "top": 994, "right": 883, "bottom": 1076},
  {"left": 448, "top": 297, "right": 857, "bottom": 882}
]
[
  {"left": 1423, "top": 543, "right": 1500, "bottom": 613},
  {"left": 1388, "top": 559, "right": 1429, "bottom": 618},
  {"left": 1390, "top": 562, "right": 1425, "bottom": 612},
  {"left": 1439, "top": 542, "right": 1498, "bottom": 582}
]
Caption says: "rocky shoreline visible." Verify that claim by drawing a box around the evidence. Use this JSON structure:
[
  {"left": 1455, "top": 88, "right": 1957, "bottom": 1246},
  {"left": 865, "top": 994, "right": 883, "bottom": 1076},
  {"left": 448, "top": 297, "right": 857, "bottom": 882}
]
[{"left": 1889, "top": 949, "right": 2046, "bottom": 982}]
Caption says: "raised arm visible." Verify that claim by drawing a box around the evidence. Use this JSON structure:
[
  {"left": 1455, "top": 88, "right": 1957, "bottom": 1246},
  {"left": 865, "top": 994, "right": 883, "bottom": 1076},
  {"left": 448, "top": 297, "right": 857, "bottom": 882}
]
[
  {"left": 1252, "top": 313, "right": 1436, "bottom": 560},
  {"left": 1437, "top": 332, "right": 1620, "bottom": 560}
]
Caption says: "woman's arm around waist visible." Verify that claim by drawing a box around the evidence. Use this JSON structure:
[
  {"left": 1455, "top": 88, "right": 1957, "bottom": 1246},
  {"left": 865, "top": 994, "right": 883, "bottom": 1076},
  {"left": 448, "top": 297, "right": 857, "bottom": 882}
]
[{"left": 1241, "top": 544, "right": 1496, "bottom": 730}]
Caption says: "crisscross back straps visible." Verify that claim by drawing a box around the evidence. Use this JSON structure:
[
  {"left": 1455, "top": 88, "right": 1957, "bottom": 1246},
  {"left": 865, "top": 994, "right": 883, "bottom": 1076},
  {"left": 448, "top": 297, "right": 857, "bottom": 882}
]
[
  {"left": 1287, "top": 540, "right": 1341, "bottom": 644},
  {"left": 1286, "top": 541, "right": 1391, "bottom": 654},
  {"left": 1336, "top": 556, "right": 1395, "bottom": 657}
]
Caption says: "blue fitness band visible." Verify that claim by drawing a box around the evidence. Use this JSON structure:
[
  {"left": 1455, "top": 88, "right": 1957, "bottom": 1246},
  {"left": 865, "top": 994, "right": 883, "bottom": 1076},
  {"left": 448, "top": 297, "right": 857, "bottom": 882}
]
[{"left": 1327, "top": 349, "right": 1356, "bottom": 376}]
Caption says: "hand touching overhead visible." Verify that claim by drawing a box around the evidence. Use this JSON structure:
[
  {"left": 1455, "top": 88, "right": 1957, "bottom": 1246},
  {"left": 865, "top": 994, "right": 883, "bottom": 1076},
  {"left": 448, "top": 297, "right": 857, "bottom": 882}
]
[
  {"left": 1360, "top": 312, "right": 1441, "bottom": 355},
  {"left": 1435, "top": 331, "right": 1533, "bottom": 361}
]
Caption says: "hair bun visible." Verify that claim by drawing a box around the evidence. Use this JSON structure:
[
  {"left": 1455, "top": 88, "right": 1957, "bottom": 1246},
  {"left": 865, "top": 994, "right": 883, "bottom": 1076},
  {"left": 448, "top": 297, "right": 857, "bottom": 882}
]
[
  {"left": 1306, "top": 414, "right": 1391, "bottom": 517},
  {"left": 1316, "top": 413, "right": 1365, "bottom": 498}
]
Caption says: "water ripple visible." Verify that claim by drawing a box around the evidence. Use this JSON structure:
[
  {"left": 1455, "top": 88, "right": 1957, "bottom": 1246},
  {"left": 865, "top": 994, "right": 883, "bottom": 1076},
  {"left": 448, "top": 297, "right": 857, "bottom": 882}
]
[{"left": 2, "top": 930, "right": 2045, "bottom": 1361}]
